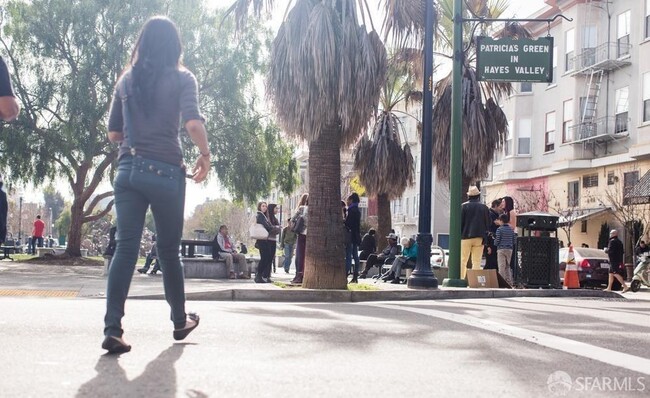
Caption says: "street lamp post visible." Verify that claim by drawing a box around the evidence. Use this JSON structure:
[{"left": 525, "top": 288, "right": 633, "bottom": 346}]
[
  {"left": 442, "top": 0, "right": 468, "bottom": 287},
  {"left": 407, "top": 0, "right": 438, "bottom": 289},
  {"left": 18, "top": 196, "right": 23, "bottom": 242}
]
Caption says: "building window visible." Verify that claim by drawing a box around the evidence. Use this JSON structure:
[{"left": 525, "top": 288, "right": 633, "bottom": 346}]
[
  {"left": 545, "top": 112, "right": 556, "bottom": 152},
  {"left": 581, "top": 220, "right": 588, "bottom": 233},
  {"left": 518, "top": 119, "right": 531, "bottom": 156},
  {"left": 565, "top": 29, "right": 575, "bottom": 72},
  {"left": 617, "top": 10, "right": 631, "bottom": 57},
  {"left": 644, "top": 73, "right": 650, "bottom": 123},
  {"left": 581, "top": 25, "right": 597, "bottom": 68},
  {"left": 607, "top": 171, "right": 616, "bottom": 185},
  {"left": 549, "top": 46, "right": 557, "bottom": 86},
  {"left": 568, "top": 180, "right": 580, "bottom": 207},
  {"left": 505, "top": 120, "right": 513, "bottom": 157},
  {"left": 562, "top": 99, "right": 574, "bottom": 143},
  {"left": 646, "top": 0, "right": 650, "bottom": 39},
  {"left": 414, "top": 194, "right": 419, "bottom": 217},
  {"left": 583, "top": 173, "right": 598, "bottom": 188},
  {"left": 520, "top": 82, "right": 532, "bottom": 93},
  {"left": 623, "top": 171, "right": 639, "bottom": 205},
  {"left": 615, "top": 86, "right": 629, "bottom": 134}
]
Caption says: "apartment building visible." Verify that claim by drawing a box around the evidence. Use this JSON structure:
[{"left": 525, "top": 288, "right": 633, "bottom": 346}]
[{"left": 485, "top": 0, "right": 650, "bottom": 248}]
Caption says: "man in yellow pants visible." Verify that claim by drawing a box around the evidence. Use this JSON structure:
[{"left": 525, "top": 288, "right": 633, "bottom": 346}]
[{"left": 460, "top": 186, "right": 491, "bottom": 280}]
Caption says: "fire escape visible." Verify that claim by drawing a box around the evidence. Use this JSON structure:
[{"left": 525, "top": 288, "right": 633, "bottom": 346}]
[{"left": 567, "top": 0, "right": 632, "bottom": 157}]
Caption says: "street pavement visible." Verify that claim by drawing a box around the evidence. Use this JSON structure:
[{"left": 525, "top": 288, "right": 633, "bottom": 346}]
[
  {"left": 1, "top": 296, "right": 649, "bottom": 397},
  {"left": 1, "top": 260, "right": 649, "bottom": 397}
]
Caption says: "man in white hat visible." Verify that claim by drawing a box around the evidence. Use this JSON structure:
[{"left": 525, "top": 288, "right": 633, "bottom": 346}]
[{"left": 460, "top": 185, "right": 490, "bottom": 280}]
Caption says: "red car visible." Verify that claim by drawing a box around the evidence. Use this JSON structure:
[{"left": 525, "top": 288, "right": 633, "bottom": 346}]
[{"left": 558, "top": 247, "right": 611, "bottom": 287}]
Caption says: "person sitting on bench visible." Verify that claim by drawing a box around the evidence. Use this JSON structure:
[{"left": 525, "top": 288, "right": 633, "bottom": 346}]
[
  {"left": 359, "top": 233, "right": 399, "bottom": 279},
  {"left": 382, "top": 237, "right": 418, "bottom": 284},
  {"left": 214, "top": 225, "right": 249, "bottom": 279}
]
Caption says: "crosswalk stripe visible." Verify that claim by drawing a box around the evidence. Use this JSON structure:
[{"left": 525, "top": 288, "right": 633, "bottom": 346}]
[{"left": 371, "top": 303, "right": 650, "bottom": 376}]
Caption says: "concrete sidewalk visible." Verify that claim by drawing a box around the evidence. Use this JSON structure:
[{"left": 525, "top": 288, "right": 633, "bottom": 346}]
[{"left": 0, "top": 260, "right": 636, "bottom": 302}]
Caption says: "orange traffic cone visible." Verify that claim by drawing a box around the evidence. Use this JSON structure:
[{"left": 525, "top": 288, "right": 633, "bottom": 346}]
[{"left": 563, "top": 245, "right": 580, "bottom": 289}]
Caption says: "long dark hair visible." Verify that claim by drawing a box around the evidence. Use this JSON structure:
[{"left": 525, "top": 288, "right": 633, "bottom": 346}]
[
  {"left": 130, "top": 16, "right": 182, "bottom": 113},
  {"left": 267, "top": 203, "right": 279, "bottom": 226}
]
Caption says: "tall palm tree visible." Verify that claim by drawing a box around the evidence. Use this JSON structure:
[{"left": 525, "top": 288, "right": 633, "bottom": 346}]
[
  {"left": 384, "top": 0, "right": 530, "bottom": 200},
  {"left": 227, "top": 0, "right": 387, "bottom": 289},
  {"left": 434, "top": 1, "right": 530, "bottom": 197},
  {"left": 353, "top": 51, "right": 419, "bottom": 248}
]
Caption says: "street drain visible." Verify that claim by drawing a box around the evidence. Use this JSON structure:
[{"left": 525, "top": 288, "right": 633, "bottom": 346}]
[{"left": 0, "top": 289, "right": 78, "bottom": 298}]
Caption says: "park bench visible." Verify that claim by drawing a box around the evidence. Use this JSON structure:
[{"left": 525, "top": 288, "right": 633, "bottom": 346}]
[
  {"left": 0, "top": 245, "right": 18, "bottom": 260},
  {"left": 180, "top": 239, "right": 215, "bottom": 258}
]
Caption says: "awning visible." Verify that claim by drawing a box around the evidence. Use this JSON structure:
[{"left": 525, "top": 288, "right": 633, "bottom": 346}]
[
  {"left": 625, "top": 170, "right": 650, "bottom": 204},
  {"left": 557, "top": 206, "right": 611, "bottom": 226}
]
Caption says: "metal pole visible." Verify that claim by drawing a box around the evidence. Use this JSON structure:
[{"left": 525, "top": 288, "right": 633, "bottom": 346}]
[
  {"left": 18, "top": 196, "right": 22, "bottom": 241},
  {"left": 443, "top": 0, "right": 468, "bottom": 287},
  {"left": 408, "top": 0, "right": 438, "bottom": 289}
]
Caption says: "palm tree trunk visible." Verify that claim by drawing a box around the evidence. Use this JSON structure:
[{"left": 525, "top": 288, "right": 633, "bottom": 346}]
[
  {"left": 376, "top": 193, "right": 392, "bottom": 249},
  {"left": 462, "top": 174, "right": 473, "bottom": 203},
  {"left": 302, "top": 126, "right": 348, "bottom": 289}
]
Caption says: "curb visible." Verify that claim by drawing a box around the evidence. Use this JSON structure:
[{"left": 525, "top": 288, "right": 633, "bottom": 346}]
[{"left": 128, "top": 288, "right": 625, "bottom": 302}]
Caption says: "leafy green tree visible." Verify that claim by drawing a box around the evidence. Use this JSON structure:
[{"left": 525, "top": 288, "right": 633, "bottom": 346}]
[
  {"left": 353, "top": 52, "right": 417, "bottom": 248},
  {"left": 0, "top": 0, "right": 295, "bottom": 256},
  {"left": 184, "top": 199, "right": 250, "bottom": 243},
  {"left": 229, "top": 0, "right": 387, "bottom": 289}
]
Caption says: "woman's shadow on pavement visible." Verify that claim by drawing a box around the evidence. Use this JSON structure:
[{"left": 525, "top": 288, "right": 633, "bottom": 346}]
[{"left": 76, "top": 343, "right": 206, "bottom": 398}]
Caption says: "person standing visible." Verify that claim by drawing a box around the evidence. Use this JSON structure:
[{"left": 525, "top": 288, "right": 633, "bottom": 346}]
[
  {"left": 266, "top": 203, "right": 281, "bottom": 280},
  {"left": 460, "top": 186, "right": 490, "bottom": 280},
  {"left": 0, "top": 178, "right": 7, "bottom": 245},
  {"left": 102, "top": 16, "right": 210, "bottom": 353},
  {"left": 254, "top": 202, "right": 279, "bottom": 283},
  {"left": 291, "top": 193, "right": 308, "bottom": 284},
  {"left": 483, "top": 199, "right": 502, "bottom": 270},
  {"left": 345, "top": 193, "right": 362, "bottom": 283},
  {"left": 604, "top": 230, "right": 630, "bottom": 292},
  {"left": 280, "top": 219, "right": 297, "bottom": 274},
  {"left": 31, "top": 215, "right": 45, "bottom": 255},
  {"left": 495, "top": 214, "right": 515, "bottom": 286}
]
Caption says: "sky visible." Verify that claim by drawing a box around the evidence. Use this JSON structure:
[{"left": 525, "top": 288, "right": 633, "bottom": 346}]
[{"left": 15, "top": 0, "right": 549, "bottom": 218}]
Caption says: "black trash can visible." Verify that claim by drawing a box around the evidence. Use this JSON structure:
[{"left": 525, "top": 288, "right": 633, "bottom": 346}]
[{"left": 515, "top": 212, "right": 561, "bottom": 288}]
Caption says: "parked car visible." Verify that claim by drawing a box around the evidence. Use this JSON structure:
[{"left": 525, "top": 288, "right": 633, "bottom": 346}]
[
  {"left": 431, "top": 248, "right": 449, "bottom": 268},
  {"left": 558, "top": 247, "right": 611, "bottom": 287}
]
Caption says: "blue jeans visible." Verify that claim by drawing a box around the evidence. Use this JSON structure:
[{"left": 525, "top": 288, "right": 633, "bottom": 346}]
[
  {"left": 346, "top": 243, "right": 360, "bottom": 275},
  {"left": 283, "top": 243, "right": 294, "bottom": 272},
  {"left": 30, "top": 236, "right": 44, "bottom": 254},
  {"left": 104, "top": 157, "right": 187, "bottom": 338}
]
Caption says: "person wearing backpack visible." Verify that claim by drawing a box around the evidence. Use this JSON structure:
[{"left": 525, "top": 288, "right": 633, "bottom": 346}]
[{"left": 280, "top": 219, "right": 297, "bottom": 274}]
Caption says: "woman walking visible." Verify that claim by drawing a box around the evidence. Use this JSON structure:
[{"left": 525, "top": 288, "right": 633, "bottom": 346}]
[
  {"left": 254, "top": 202, "right": 279, "bottom": 283},
  {"left": 103, "top": 16, "right": 210, "bottom": 353}
]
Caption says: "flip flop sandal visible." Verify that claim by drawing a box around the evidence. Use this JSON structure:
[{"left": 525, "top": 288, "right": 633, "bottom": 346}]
[
  {"left": 173, "top": 313, "right": 200, "bottom": 341},
  {"left": 102, "top": 336, "right": 131, "bottom": 354}
]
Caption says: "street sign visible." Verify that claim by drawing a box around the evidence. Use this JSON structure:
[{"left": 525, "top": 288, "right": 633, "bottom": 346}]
[{"left": 476, "top": 37, "right": 554, "bottom": 83}]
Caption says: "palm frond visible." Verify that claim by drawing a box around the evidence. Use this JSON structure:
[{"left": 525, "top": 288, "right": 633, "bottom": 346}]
[
  {"left": 266, "top": 0, "right": 385, "bottom": 148},
  {"left": 224, "top": 0, "right": 278, "bottom": 30},
  {"left": 381, "top": 0, "right": 436, "bottom": 51},
  {"left": 353, "top": 111, "right": 415, "bottom": 199}
]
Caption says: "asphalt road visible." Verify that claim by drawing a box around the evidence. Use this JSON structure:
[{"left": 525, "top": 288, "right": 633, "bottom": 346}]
[{"left": 1, "top": 296, "right": 648, "bottom": 398}]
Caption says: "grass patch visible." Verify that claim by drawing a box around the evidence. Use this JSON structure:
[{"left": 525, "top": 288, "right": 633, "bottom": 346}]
[
  {"left": 347, "top": 284, "right": 380, "bottom": 291},
  {"left": 273, "top": 281, "right": 288, "bottom": 288}
]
